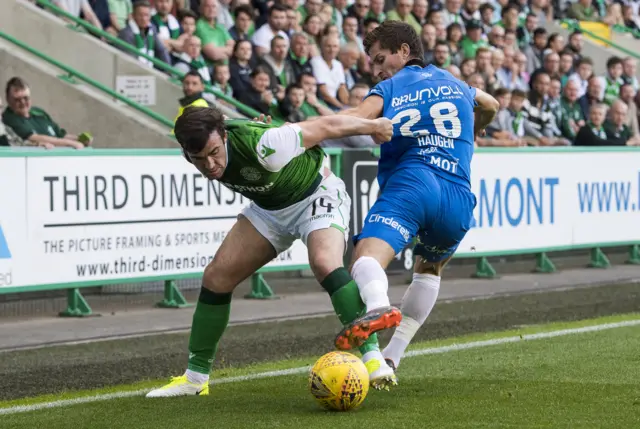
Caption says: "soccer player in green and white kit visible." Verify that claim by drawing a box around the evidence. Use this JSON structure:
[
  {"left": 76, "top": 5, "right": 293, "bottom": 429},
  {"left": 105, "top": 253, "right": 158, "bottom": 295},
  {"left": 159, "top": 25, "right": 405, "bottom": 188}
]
[{"left": 146, "top": 106, "right": 402, "bottom": 397}]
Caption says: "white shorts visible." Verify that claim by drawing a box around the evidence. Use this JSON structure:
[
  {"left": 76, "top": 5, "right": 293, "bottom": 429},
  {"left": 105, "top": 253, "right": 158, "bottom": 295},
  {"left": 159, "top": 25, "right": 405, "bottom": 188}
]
[{"left": 241, "top": 172, "right": 352, "bottom": 254}]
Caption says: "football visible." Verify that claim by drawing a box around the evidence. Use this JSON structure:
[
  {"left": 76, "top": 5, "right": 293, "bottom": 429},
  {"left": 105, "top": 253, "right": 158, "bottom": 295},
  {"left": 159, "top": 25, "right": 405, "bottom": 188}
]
[{"left": 308, "top": 351, "right": 370, "bottom": 411}]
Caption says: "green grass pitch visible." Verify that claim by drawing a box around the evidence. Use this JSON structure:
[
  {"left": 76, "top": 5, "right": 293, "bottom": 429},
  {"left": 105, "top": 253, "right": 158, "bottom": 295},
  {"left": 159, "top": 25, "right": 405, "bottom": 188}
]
[{"left": 2, "top": 314, "right": 640, "bottom": 429}]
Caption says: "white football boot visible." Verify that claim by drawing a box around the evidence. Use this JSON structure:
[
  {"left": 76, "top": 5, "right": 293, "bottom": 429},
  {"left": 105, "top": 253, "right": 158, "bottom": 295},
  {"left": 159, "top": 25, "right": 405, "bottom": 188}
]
[
  {"left": 146, "top": 375, "right": 209, "bottom": 397},
  {"left": 362, "top": 350, "right": 398, "bottom": 391}
]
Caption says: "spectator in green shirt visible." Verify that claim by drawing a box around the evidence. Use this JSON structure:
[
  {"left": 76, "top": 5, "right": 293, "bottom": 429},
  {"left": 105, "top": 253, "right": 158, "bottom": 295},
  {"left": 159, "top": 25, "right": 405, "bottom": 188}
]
[
  {"left": 460, "top": 20, "right": 488, "bottom": 59},
  {"left": 567, "top": 0, "right": 601, "bottom": 22},
  {"left": 297, "top": 0, "right": 323, "bottom": 25},
  {"left": 1, "top": 78, "right": 89, "bottom": 149},
  {"left": 196, "top": 0, "right": 235, "bottom": 63},
  {"left": 298, "top": 73, "right": 334, "bottom": 117},
  {"left": 367, "top": 0, "right": 386, "bottom": 22},
  {"left": 386, "top": 0, "right": 422, "bottom": 35},
  {"left": 605, "top": 100, "right": 640, "bottom": 145},
  {"left": 107, "top": 0, "right": 133, "bottom": 35},
  {"left": 559, "top": 79, "right": 585, "bottom": 142}
]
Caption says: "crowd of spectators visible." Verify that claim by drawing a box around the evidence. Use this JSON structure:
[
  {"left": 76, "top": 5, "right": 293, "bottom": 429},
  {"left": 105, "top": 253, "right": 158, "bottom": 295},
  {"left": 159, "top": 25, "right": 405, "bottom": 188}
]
[{"left": 5, "top": 0, "right": 640, "bottom": 148}]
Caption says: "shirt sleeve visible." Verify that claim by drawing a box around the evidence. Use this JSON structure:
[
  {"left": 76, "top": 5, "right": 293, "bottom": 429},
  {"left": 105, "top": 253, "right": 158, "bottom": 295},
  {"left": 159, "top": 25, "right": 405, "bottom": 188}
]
[
  {"left": 466, "top": 83, "right": 478, "bottom": 107},
  {"left": 222, "top": 26, "right": 232, "bottom": 43},
  {"left": 2, "top": 113, "right": 33, "bottom": 140},
  {"left": 255, "top": 124, "right": 305, "bottom": 172},
  {"left": 42, "top": 111, "right": 67, "bottom": 138},
  {"left": 365, "top": 79, "right": 388, "bottom": 101}
]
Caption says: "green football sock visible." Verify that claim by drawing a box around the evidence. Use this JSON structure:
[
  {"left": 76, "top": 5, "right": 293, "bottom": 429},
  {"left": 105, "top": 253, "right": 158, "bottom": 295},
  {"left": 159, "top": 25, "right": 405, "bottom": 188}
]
[
  {"left": 321, "top": 268, "right": 380, "bottom": 355},
  {"left": 187, "top": 287, "right": 232, "bottom": 375}
]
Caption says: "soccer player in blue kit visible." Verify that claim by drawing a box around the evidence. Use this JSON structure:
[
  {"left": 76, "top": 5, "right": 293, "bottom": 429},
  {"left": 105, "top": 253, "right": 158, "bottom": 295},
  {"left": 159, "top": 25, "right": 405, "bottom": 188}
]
[{"left": 334, "top": 21, "right": 499, "bottom": 380}]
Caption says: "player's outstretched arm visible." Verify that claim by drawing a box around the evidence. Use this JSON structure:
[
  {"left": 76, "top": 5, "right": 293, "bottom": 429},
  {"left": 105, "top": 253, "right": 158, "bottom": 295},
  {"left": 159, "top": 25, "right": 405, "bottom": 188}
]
[
  {"left": 255, "top": 116, "right": 392, "bottom": 173},
  {"left": 474, "top": 88, "right": 500, "bottom": 136},
  {"left": 338, "top": 95, "right": 384, "bottom": 120},
  {"left": 297, "top": 113, "right": 392, "bottom": 148}
]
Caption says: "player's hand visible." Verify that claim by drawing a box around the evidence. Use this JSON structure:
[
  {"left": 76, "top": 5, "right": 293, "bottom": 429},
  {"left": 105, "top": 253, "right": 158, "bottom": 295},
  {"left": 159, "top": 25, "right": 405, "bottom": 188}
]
[
  {"left": 261, "top": 90, "right": 274, "bottom": 105},
  {"left": 306, "top": 92, "right": 319, "bottom": 106},
  {"left": 252, "top": 114, "right": 272, "bottom": 124},
  {"left": 371, "top": 118, "right": 393, "bottom": 144}
]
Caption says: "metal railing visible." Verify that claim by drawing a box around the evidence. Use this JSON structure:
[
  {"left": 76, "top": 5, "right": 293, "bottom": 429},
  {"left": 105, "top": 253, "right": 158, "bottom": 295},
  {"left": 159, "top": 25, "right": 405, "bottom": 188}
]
[
  {"left": 0, "top": 30, "right": 175, "bottom": 128},
  {"left": 561, "top": 19, "right": 640, "bottom": 61},
  {"left": 35, "top": 0, "right": 266, "bottom": 121}
]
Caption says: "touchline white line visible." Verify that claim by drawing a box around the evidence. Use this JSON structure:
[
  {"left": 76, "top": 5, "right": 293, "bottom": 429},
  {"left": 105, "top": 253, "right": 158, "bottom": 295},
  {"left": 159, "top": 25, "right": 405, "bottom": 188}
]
[{"left": 1, "top": 319, "right": 639, "bottom": 416}]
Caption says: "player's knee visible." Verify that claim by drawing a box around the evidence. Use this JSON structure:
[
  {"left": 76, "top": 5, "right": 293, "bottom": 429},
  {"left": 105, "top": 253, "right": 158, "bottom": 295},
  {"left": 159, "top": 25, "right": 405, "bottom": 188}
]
[
  {"left": 202, "top": 260, "right": 235, "bottom": 293},
  {"left": 309, "top": 251, "right": 342, "bottom": 283},
  {"left": 414, "top": 256, "right": 452, "bottom": 276},
  {"left": 416, "top": 263, "right": 442, "bottom": 276}
]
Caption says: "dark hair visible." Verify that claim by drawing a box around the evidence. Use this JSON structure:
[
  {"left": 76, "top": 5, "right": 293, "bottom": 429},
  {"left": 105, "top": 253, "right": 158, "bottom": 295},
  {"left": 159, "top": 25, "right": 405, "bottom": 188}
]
[
  {"left": 268, "top": 3, "right": 289, "bottom": 15},
  {"left": 494, "top": 87, "right": 511, "bottom": 97},
  {"left": 232, "top": 39, "right": 252, "bottom": 56},
  {"left": 270, "top": 35, "right": 287, "bottom": 49},
  {"left": 250, "top": 65, "right": 270, "bottom": 79},
  {"left": 569, "top": 29, "right": 582, "bottom": 39},
  {"left": 177, "top": 8, "right": 197, "bottom": 21},
  {"left": 286, "top": 83, "right": 305, "bottom": 97},
  {"left": 363, "top": 17, "right": 380, "bottom": 27},
  {"left": 531, "top": 70, "right": 550, "bottom": 82},
  {"left": 234, "top": 4, "right": 254, "bottom": 19},
  {"left": 183, "top": 70, "right": 204, "bottom": 82},
  {"left": 426, "top": 9, "right": 441, "bottom": 22},
  {"left": 133, "top": 0, "right": 151, "bottom": 10},
  {"left": 322, "top": 24, "right": 339, "bottom": 37},
  {"left": 533, "top": 27, "right": 547, "bottom": 37},
  {"left": 545, "top": 32, "right": 561, "bottom": 49},
  {"left": 435, "top": 40, "right": 449, "bottom": 50},
  {"left": 5, "top": 77, "right": 28, "bottom": 99},
  {"left": 304, "top": 13, "right": 321, "bottom": 26},
  {"left": 298, "top": 72, "right": 316, "bottom": 83},
  {"left": 343, "top": 14, "right": 359, "bottom": 24},
  {"left": 607, "top": 56, "right": 623, "bottom": 69},
  {"left": 363, "top": 20, "right": 423, "bottom": 60},
  {"left": 526, "top": 12, "right": 537, "bottom": 20},
  {"left": 446, "top": 22, "right": 463, "bottom": 40},
  {"left": 511, "top": 89, "right": 527, "bottom": 99},
  {"left": 501, "top": 4, "right": 518, "bottom": 16},
  {"left": 577, "top": 56, "right": 593, "bottom": 67},
  {"left": 174, "top": 106, "right": 226, "bottom": 154},
  {"left": 479, "top": 3, "right": 494, "bottom": 13}
]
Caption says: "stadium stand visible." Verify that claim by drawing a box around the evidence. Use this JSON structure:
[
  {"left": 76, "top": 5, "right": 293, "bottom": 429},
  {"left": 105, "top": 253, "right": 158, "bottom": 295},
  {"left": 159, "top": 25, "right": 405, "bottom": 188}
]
[{"left": 1, "top": 0, "right": 640, "bottom": 147}]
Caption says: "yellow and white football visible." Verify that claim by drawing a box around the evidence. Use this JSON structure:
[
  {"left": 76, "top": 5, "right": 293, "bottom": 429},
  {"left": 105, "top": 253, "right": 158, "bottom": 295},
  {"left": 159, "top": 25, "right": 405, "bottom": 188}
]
[{"left": 308, "top": 351, "right": 370, "bottom": 411}]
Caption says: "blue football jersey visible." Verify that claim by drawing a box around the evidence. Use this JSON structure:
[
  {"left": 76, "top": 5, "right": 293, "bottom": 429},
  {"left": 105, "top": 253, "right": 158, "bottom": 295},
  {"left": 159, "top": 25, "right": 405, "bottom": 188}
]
[{"left": 366, "top": 64, "right": 477, "bottom": 190}]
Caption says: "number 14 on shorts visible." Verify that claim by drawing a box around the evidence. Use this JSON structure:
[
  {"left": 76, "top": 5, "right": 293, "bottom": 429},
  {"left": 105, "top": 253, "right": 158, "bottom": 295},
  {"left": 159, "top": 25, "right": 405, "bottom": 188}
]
[{"left": 311, "top": 198, "right": 334, "bottom": 216}]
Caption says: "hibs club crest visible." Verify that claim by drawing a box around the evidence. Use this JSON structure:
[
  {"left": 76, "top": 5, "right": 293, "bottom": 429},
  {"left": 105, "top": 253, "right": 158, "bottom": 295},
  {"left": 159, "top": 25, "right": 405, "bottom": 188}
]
[{"left": 240, "top": 167, "right": 261, "bottom": 182}]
